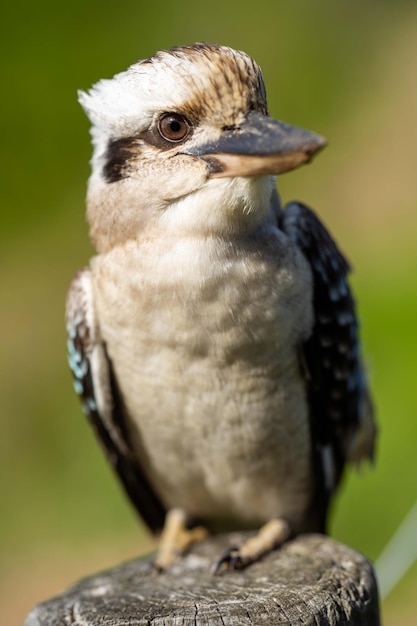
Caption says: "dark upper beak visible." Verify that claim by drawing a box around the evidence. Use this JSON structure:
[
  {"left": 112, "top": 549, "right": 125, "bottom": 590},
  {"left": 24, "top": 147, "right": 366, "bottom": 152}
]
[{"left": 185, "top": 110, "right": 326, "bottom": 177}]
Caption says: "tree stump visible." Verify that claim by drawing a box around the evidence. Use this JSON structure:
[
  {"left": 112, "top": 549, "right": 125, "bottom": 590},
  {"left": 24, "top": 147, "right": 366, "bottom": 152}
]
[{"left": 24, "top": 533, "right": 380, "bottom": 625}]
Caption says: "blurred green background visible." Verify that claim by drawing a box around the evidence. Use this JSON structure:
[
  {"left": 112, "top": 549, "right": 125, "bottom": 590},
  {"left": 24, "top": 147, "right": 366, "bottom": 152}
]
[{"left": 2, "top": 1, "right": 417, "bottom": 624}]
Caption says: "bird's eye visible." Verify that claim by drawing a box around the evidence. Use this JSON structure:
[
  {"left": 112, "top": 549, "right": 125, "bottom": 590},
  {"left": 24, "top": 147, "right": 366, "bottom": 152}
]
[{"left": 158, "top": 113, "right": 190, "bottom": 142}]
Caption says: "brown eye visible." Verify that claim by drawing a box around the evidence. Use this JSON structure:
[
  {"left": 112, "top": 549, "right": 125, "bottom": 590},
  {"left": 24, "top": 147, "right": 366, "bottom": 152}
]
[{"left": 158, "top": 113, "right": 190, "bottom": 142}]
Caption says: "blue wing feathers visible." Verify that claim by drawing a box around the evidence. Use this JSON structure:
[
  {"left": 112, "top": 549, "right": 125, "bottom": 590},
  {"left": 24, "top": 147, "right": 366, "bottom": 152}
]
[{"left": 65, "top": 269, "right": 166, "bottom": 533}]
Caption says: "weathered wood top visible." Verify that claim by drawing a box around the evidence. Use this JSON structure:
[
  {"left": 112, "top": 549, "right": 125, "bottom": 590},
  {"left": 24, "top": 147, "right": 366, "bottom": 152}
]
[{"left": 25, "top": 533, "right": 380, "bottom": 625}]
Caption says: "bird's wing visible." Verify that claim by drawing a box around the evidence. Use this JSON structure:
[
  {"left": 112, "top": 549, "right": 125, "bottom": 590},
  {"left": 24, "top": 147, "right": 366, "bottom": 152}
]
[
  {"left": 65, "top": 268, "right": 166, "bottom": 533},
  {"left": 279, "top": 201, "right": 376, "bottom": 511}
]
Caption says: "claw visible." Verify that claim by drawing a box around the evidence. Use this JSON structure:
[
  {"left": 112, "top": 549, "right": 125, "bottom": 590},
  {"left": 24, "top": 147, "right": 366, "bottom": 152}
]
[
  {"left": 211, "top": 545, "right": 243, "bottom": 574},
  {"left": 212, "top": 519, "right": 291, "bottom": 574}
]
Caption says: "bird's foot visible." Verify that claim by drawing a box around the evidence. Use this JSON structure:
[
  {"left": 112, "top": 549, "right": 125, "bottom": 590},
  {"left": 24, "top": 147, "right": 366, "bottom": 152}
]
[
  {"left": 212, "top": 518, "right": 291, "bottom": 574},
  {"left": 154, "top": 508, "right": 209, "bottom": 572}
]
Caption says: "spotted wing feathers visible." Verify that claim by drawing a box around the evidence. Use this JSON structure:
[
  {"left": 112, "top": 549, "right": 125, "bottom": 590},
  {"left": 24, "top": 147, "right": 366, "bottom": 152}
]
[{"left": 280, "top": 202, "right": 376, "bottom": 493}]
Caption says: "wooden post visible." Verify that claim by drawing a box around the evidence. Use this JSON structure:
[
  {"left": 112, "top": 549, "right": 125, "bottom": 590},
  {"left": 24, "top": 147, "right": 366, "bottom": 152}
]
[{"left": 24, "top": 533, "right": 380, "bottom": 625}]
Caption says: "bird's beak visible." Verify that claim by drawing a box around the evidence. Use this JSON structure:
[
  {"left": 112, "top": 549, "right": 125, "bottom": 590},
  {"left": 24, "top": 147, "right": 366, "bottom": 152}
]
[{"left": 185, "top": 111, "right": 326, "bottom": 178}]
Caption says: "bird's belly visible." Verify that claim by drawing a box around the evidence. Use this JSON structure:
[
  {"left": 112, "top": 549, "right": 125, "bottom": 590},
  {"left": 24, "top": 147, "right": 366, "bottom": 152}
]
[
  {"left": 93, "top": 235, "right": 314, "bottom": 529},
  {"left": 124, "top": 349, "right": 313, "bottom": 530}
]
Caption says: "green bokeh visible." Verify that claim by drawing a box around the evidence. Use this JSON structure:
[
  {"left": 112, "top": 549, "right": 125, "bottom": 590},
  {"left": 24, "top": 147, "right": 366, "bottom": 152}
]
[{"left": 2, "top": 1, "right": 417, "bottom": 623}]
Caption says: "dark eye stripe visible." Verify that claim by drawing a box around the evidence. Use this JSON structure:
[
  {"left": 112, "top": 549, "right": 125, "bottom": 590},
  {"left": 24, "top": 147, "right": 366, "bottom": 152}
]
[
  {"left": 103, "top": 137, "right": 139, "bottom": 183},
  {"left": 102, "top": 115, "right": 193, "bottom": 183}
]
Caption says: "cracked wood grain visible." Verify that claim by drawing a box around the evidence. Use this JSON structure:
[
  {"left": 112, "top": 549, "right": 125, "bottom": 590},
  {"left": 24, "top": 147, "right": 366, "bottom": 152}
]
[{"left": 24, "top": 533, "right": 380, "bottom": 625}]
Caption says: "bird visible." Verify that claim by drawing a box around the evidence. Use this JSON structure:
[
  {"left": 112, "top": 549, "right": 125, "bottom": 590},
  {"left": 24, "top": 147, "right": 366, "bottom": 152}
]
[{"left": 66, "top": 43, "right": 376, "bottom": 572}]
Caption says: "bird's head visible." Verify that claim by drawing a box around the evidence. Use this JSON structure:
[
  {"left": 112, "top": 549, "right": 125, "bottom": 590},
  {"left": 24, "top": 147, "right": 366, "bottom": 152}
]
[{"left": 80, "top": 43, "right": 325, "bottom": 251}]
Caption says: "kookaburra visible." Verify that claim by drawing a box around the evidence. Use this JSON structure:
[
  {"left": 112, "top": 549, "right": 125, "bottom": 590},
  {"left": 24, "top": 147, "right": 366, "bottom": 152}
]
[{"left": 66, "top": 43, "right": 376, "bottom": 571}]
